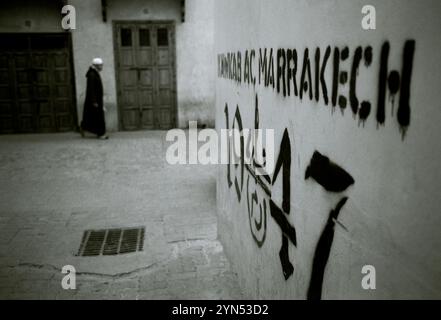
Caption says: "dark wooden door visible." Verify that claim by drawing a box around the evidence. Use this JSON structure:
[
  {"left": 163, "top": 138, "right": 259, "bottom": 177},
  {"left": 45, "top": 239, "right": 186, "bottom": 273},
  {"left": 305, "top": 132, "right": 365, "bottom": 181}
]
[
  {"left": 114, "top": 22, "right": 176, "bottom": 130},
  {"left": 0, "top": 34, "right": 75, "bottom": 134}
]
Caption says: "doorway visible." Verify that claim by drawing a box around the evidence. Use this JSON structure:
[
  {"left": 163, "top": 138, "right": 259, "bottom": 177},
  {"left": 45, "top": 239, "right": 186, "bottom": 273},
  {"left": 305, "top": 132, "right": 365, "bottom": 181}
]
[
  {"left": 0, "top": 33, "right": 76, "bottom": 134},
  {"left": 114, "top": 21, "right": 177, "bottom": 130}
]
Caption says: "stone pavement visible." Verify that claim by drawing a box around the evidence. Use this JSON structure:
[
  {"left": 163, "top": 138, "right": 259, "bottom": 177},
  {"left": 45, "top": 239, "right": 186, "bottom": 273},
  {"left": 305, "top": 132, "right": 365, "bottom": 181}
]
[{"left": 0, "top": 131, "right": 243, "bottom": 300}]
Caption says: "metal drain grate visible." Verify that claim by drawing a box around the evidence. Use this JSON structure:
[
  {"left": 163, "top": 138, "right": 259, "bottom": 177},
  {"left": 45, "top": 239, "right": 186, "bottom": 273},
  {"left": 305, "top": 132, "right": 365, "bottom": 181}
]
[{"left": 77, "top": 227, "right": 145, "bottom": 256}]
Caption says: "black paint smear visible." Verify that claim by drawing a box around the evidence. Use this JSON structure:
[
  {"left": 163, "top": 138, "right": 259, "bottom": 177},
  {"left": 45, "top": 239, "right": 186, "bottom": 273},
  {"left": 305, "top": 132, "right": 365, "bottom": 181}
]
[
  {"left": 286, "top": 49, "right": 293, "bottom": 97},
  {"left": 270, "top": 200, "right": 296, "bottom": 280},
  {"left": 252, "top": 94, "right": 269, "bottom": 182},
  {"left": 349, "top": 46, "right": 362, "bottom": 115},
  {"left": 315, "top": 48, "right": 320, "bottom": 102},
  {"left": 277, "top": 48, "right": 287, "bottom": 97},
  {"left": 364, "top": 46, "right": 373, "bottom": 66},
  {"left": 250, "top": 50, "right": 256, "bottom": 86},
  {"left": 224, "top": 104, "right": 232, "bottom": 188},
  {"left": 341, "top": 47, "right": 349, "bottom": 61},
  {"left": 279, "top": 235, "right": 294, "bottom": 280},
  {"left": 237, "top": 51, "right": 242, "bottom": 83},
  {"left": 287, "top": 49, "right": 298, "bottom": 96},
  {"left": 305, "top": 151, "right": 354, "bottom": 192},
  {"left": 271, "top": 129, "right": 295, "bottom": 280},
  {"left": 332, "top": 48, "right": 340, "bottom": 107},
  {"left": 256, "top": 201, "right": 265, "bottom": 230},
  {"left": 376, "top": 42, "right": 389, "bottom": 125},
  {"left": 359, "top": 101, "right": 371, "bottom": 121},
  {"left": 268, "top": 48, "right": 275, "bottom": 88},
  {"left": 244, "top": 50, "right": 250, "bottom": 84},
  {"left": 232, "top": 106, "right": 244, "bottom": 202},
  {"left": 388, "top": 71, "right": 400, "bottom": 95},
  {"left": 270, "top": 199, "right": 297, "bottom": 246},
  {"left": 258, "top": 48, "right": 267, "bottom": 86},
  {"left": 307, "top": 197, "right": 348, "bottom": 300},
  {"left": 320, "top": 46, "right": 331, "bottom": 105},
  {"left": 397, "top": 40, "right": 415, "bottom": 136},
  {"left": 300, "top": 48, "right": 313, "bottom": 100},
  {"left": 227, "top": 53, "right": 232, "bottom": 79},
  {"left": 339, "top": 71, "right": 348, "bottom": 85},
  {"left": 232, "top": 54, "right": 237, "bottom": 82},
  {"left": 338, "top": 96, "right": 347, "bottom": 109},
  {"left": 272, "top": 129, "right": 291, "bottom": 213},
  {"left": 246, "top": 175, "right": 267, "bottom": 248},
  {"left": 244, "top": 94, "right": 254, "bottom": 163}
]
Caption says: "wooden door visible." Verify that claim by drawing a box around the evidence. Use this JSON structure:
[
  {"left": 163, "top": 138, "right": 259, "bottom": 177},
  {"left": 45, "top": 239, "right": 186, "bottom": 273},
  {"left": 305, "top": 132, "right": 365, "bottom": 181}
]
[
  {"left": 0, "top": 34, "right": 75, "bottom": 134},
  {"left": 114, "top": 22, "right": 176, "bottom": 130}
]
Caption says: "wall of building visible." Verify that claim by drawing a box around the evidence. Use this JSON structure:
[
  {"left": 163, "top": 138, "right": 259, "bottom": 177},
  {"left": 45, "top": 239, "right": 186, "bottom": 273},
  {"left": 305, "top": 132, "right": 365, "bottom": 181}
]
[
  {"left": 215, "top": 0, "right": 441, "bottom": 299},
  {"left": 0, "top": 0, "right": 215, "bottom": 131},
  {"left": 70, "top": 0, "right": 215, "bottom": 130},
  {"left": 0, "top": 0, "right": 62, "bottom": 33},
  {"left": 175, "top": 0, "right": 215, "bottom": 128}
]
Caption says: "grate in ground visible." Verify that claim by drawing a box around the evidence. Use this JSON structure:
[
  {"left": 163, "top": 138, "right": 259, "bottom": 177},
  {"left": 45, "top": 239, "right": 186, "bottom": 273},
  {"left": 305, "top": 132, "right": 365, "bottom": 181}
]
[{"left": 77, "top": 227, "right": 145, "bottom": 256}]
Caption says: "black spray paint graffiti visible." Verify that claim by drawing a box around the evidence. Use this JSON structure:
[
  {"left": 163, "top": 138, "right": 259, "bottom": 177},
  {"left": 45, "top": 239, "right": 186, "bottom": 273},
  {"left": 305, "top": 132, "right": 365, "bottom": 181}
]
[
  {"left": 245, "top": 95, "right": 269, "bottom": 247},
  {"left": 225, "top": 95, "right": 297, "bottom": 280},
  {"left": 218, "top": 40, "right": 416, "bottom": 137},
  {"left": 270, "top": 129, "right": 297, "bottom": 280},
  {"left": 377, "top": 41, "right": 415, "bottom": 137},
  {"left": 304, "top": 151, "right": 354, "bottom": 300},
  {"left": 224, "top": 95, "right": 355, "bottom": 299},
  {"left": 305, "top": 151, "right": 355, "bottom": 192}
]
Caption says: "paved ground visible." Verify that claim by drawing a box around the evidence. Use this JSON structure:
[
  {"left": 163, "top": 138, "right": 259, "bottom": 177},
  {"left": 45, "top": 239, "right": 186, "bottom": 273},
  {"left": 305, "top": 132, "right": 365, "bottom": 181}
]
[{"left": 0, "top": 131, "right": 243, "bottom": 300}]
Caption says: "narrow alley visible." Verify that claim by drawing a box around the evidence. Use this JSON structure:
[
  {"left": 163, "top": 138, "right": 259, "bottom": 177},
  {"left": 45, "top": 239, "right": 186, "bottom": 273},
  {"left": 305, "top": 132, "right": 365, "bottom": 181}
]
[{"left": 0, "top": 132, "right": 243, "bottom": 299}]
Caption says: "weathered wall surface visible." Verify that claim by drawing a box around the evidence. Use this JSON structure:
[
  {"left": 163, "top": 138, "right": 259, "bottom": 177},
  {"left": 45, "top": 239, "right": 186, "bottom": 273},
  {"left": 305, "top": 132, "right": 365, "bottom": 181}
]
[
  {"left": 70, "top": 0, "right": 215, "bottom": 131},
  {"left": 0, "top": 0, "right": 62, "bottom": 33},
  {"left": 215, "top": 0, "right": 441, "bottom": 299},
  {"left": 176, "top": 0, "right": 215, "bottom": 128}
]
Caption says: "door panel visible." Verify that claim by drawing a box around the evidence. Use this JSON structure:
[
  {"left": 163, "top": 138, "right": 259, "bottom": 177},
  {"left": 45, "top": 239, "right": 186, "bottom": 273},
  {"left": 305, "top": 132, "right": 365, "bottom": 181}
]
[
  {"left": 157, "top": 49, "right": 170, "bottom": 65},
  {"left": 0, "top": 34, "right": 75, "bottom": 134},
  {"left": 141, "top": 108, "right": 154, "bottom": 129},
  {"left": 139, "top": 69, "right": 153, "bottom": 86},
  {"left": 115, "top": 22, "right": 176, "bottom": 130}
]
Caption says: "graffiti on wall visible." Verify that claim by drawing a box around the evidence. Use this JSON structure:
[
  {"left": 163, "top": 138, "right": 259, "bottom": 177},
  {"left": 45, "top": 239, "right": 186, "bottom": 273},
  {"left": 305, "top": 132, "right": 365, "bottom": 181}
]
[
  {"left": 224, "top": 94, "right": 355, "bottom": 299},
  {"left": 218, "top": 40, "right": 416, "bottom": 138},
  {"left": 304, "top": 151, "right": 354, "bottom": 300},
  {"left": 220, "top": 40, "right": 415, "bottom": 299}
]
